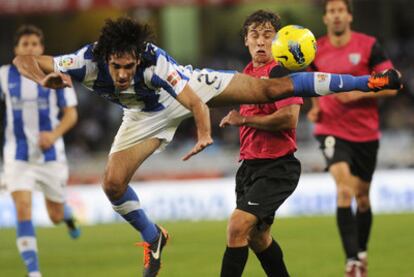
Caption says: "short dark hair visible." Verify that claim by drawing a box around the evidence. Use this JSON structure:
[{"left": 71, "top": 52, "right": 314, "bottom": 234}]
[
  {"left": 14, "top": 25, "right": 44, "bottom": 47},
  {"left": 242, "top": 10, "right": 282, "bottom": 38},
  {"left": 93, "top": 17, "right": 153, "bottom": 62},
  {"left": 323, "top": 0, "right": 353, "bottom": 14}
]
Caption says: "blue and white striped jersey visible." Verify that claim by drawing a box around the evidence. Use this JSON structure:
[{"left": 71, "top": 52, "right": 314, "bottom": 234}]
[
  {"left": 54, "top": 43, "right": 193, "bottom": 111},
  {"left": 0, "top": 65, "right": 77, "bottom": 164}
]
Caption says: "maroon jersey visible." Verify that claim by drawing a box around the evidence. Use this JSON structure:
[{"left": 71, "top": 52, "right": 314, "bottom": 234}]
[
  {"left": 312, "top": 32, "right": 393, "bottom": 142},
  {"left": 239, "top": 60, "right": 303, "bottom": 160}
]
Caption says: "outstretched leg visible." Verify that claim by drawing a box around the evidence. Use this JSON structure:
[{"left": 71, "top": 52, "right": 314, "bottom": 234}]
[{"left": 208, "top": 69, "right": 401, "bottom": 106}]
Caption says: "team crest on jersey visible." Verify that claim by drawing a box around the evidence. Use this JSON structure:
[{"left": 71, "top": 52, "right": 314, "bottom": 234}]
[
  {"left": 349, "top": 53, "right": 361, "bottom": 65},
  {"left": 59, "top": 56, "right": 75, "bottom": 69},
  {"left": 167, "top": 71, "right": 181, "bottom": 87}
]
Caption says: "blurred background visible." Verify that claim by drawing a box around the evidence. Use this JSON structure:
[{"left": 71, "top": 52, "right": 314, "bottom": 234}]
[
  {"left": 1, "top": 1, "right": 414, "bottom": 276},
  {"left": 1, "top": 0, "right": 413, "bottom": 184}
]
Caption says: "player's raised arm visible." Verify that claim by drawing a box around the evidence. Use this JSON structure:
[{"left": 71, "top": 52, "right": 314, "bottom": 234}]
[
  {"left": 13, "top": 55, "right": 71, "bottom": 89},
  {"left": 176, "top": 84, "right": 213, "bottom": 161}
]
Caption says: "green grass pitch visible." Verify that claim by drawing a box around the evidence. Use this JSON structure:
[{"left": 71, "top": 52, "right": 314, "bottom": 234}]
[{"left": 1, "top": 213, "right": 413, "bottom": 276}]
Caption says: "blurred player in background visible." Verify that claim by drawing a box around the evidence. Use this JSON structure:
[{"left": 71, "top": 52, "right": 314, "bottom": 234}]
[
  {"left": 219, "top": 10, "right": 302, "bottom": 277},
  {"left": 0, "top": 25, "right": 80, "bottom": 277},
  {"left": 12, "top": 17, "right": 400, "bottom": 277},
  {"left": 307, "top": 0, "right": 398, "bottom": 276}
]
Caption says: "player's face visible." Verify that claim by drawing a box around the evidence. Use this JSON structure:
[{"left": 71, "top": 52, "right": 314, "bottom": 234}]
[
  {"left": 323, "top": 0, "right": 353, "bottom": 36},
  {"left": 108, "top": 53, "right": 140, "bottom": 91},
  {"left": 245, "top": 22, "right": 276, "bottom": 67},
  {"left": 14, "top": 34, "right": 44, "bottom": 56}
]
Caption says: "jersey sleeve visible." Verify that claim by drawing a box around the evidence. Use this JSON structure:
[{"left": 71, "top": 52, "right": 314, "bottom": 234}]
[
  {"left": 369, "top": 40, "right": 394, "bottom": 72},
  {"left": 53, "top": 44, "right": 95, "bottom": 83},
  {"left": 146, "top": 44, "right": 190, "bottom": 98},
  {"left": 55, "top": 87, "right": 78, "bottom": 109}
]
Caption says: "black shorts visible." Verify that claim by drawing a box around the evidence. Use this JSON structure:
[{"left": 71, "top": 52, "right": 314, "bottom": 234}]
[
  {"left": 235, "top": 154, "right": 301, "bottom": 227},
  {"left": 316, "top": 135, "right": 379, "bottom": 182}
]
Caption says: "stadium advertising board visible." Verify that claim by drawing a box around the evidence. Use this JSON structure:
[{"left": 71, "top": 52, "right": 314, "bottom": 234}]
[{"left": 1, "top": 170, "right": 413, "bottom": 227}]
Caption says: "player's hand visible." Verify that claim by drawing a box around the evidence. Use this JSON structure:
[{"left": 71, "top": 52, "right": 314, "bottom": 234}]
[
  {"left": 39, "top": 131, "right": 57, "bottom": 150},
  {"left": 307, "top": 106, "right": 320, "bottom": 123},
  {"left": 182, "top": 136, "right": 214, "bottom": 161},
  {"left": 41, "top": 72, "right": 72, "bottom": 89},
  {"left": 219, "top": 110, "right": 245, "bottom": 128}
]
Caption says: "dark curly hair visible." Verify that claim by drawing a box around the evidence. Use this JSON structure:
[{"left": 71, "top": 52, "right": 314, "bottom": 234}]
[
  {"left": 242, "top": 10, "right": 282, "bottom": 39},
  {"left": 93, "top": 17, "right": 153, "bottom": 62}
]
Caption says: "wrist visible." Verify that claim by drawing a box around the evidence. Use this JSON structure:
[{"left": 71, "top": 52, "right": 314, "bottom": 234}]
[{"left": 241, "top": 116, "right": 247, "bottom": 126}]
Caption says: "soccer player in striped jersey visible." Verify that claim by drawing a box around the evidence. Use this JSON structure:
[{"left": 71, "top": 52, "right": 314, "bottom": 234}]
[
  {"left": 13, "top": 17, "right": 401, "bottom": 277},
  {"left": 307, "top": 1, "right": 398, "bottom": 276},
  {"left": 0, "top": 25, "right": 80, "bottom": 277}
]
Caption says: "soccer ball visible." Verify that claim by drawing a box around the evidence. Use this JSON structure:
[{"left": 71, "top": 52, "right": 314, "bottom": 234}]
[{"left": 271, "top": 25, "right": 317, "bottom": 71}]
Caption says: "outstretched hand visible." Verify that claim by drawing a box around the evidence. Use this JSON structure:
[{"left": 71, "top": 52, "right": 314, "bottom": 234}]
[
  {"left": 41, "top": 72, "right": 72, "bottom": 89},
  {"left": 182, "top": 136, "right": 214, "bottom": 161},
  {"left": 219, "top": 109, "right": 245, "bottom": 128}
]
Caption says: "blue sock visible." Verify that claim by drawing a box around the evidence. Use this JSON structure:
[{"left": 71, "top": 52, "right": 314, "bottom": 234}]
[
  {"left": 63, "top": 204, "right": 74, "bottom": 221},
  {"left": 16, "top": 220, "right": 40, "bottom": 275},
  {"left": 290, "top": 72, "right": 370, "bottom": 97},
  {"left": 111, "top": 186, "right": 159, "bottom": 243}
]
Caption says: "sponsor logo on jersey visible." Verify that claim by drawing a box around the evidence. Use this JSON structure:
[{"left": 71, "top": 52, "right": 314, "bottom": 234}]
[{"left": 167, "top": 71, "right": 181, "bottom": 87}]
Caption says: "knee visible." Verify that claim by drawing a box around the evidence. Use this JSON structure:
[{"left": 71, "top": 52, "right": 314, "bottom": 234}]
[
  {"left": 49, "top": 210, "right": 64, "bottom": 225},
  {"left": 337, "top": 184, "right": 354, "bottom": 203},
  {"left": 103, "top": 170, "right": 127, "bottom": 201},
  {"left": 248, "top": 234, "right": 270, "bottom": 252},
  {"left": 356, "top": 192, "right": 370, "bottom": 211},
  {"left": 227, "top": 217, "right": 252, "bottom": 244}
]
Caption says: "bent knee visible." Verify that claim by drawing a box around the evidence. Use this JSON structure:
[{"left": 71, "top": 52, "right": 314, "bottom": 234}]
[
  {"left": 248, "top": 235, "right": 270, "bottom": 252},
  {"left": 356, "top": 194, "right": 371, "bottom": 211},
  {"left": 227, "top": 215, "right": 255, "bottom": 242},
  {"left": 102, "top": 171, "right": 128, "bottom": 201},
  {"left": 49, "top": 211, "right": 64, "bottom": 224}
]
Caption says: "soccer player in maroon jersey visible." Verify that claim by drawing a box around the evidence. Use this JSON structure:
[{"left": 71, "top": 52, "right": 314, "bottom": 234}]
[
  {"left": 219, "top": 10, "right": 302, "bottom": 277},
  {"left": 307, "top": 1, "right": 399, "bottom": 276}
]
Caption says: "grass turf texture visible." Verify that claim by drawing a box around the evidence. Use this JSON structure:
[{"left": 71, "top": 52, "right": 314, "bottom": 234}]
[{"left": 0, "top": 213, "right": 413, "bottom": 276}]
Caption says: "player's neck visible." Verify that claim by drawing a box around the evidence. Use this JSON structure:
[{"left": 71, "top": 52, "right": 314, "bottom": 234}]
[
  {"left": 252, "top": 59, "right": 273, "bottom": 68},
  {"left": 328, "top": 29, "right": 352, "bottom": 48}
]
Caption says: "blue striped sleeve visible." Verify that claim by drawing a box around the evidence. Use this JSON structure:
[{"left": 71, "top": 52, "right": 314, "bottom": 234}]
[
  {"left": 53, "top": 44, "right": 94, "bottom": 82},
  {"left": 149, "top": 45, "right": 189, "bottom": 97}
]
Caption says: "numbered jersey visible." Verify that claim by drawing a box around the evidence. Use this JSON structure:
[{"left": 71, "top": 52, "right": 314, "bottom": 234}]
[{"left": 54, "top": 42, "right": 207, "bottom": 112}]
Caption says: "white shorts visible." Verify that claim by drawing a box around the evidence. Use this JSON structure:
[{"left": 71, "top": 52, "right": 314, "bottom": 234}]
[
  {"left": 3, "top": 161, "right": 69, "bottom": 203},
  {"left": 110, "top": 69, "right": 235, "bottom": 154}
]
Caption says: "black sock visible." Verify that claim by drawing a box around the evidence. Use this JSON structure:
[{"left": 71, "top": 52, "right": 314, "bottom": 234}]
[
  {"left": 337, "top": 207, "right": 359, "bottom": 260},
  {"left": 356, "top": 208, "right": 372, "bottom": 252},
  {"left": 255, "top": 239, "right": 289, "bottom": 277},
  {"left": 220, "top": 246, "right": 249, "bottom": 277},
  {"left": 64, "top": 219, "right": 76, "bottom": 230}
]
